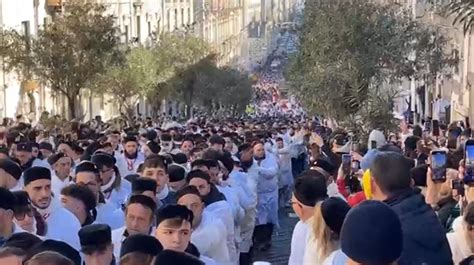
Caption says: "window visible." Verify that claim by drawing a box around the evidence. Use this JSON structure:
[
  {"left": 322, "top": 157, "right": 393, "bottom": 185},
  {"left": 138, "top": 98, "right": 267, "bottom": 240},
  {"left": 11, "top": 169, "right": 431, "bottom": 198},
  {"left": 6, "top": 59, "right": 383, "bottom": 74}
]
[
  {"left": 181, "top": 8, "right": 184, "bottom": 26},
  {"left": 125, "top": 25, "right": 129, "bottom": 43},
  {"left": 148, "top": 21, "right": 152, "bottom": 36},
  {"left": 43, "top": 17, "right": 49, "bottom": 29},
  {"left": 21, "top": 21, "right": 31, "bottom": 50},
  {"left": 175, "top": 9, "right": 178, "bottom": 29},
  {"left": 167, "top": 10, "right": 171, "bottom": 31},
  {"left": 188, "top": 8, "right": 191, "bottom": 24},
  {"left": 136, "top": 16, "right": 141, "bottom": 41}
]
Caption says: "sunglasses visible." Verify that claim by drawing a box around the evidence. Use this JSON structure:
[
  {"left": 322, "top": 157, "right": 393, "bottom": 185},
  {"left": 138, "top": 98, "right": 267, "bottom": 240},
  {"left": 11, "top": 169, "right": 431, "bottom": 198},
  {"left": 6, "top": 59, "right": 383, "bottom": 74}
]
[{"left": 14, "top": 206, "right": 34, "bottom": 221}]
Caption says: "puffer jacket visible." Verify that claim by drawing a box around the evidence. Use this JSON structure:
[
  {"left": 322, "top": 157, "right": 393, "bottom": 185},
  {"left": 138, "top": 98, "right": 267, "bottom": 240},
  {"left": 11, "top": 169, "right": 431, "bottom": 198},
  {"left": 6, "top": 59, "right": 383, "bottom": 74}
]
[{"left": 384, "top": 188, "right": 453, "bottom": 265}]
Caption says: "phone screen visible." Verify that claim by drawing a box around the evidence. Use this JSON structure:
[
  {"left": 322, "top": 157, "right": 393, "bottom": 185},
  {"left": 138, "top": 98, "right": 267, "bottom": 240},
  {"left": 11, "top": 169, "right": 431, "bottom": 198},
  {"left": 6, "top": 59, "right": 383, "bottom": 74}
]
[
  {"left": 465, "top": 145, "right": 474, "bottom": 184},
  {"left": 432, "top": 152, "right": 447, "bottom": 182},
  {"left": 342, "top": 154, "right": 352, "bottom": 175}
]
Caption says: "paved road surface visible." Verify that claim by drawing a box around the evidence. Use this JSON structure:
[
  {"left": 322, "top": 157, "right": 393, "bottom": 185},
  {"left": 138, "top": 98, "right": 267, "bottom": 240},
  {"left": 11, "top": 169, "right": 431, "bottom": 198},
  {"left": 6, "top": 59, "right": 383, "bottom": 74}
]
[{"left": 253, "top": 208, "right": 299, "bottom": 265}]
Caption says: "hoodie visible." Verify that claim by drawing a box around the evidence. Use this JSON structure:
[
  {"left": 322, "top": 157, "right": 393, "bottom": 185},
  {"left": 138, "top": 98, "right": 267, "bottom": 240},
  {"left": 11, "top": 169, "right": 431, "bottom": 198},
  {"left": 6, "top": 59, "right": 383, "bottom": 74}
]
[{"left": 384, "top": 188, "right": 453, "bottom": 265}]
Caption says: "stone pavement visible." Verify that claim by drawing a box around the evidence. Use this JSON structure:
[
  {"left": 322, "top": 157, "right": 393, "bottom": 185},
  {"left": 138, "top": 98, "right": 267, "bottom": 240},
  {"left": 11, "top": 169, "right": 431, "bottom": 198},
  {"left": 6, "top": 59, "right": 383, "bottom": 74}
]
[{"left": 252, "top": 208, "right": 299, "bottom": 265}]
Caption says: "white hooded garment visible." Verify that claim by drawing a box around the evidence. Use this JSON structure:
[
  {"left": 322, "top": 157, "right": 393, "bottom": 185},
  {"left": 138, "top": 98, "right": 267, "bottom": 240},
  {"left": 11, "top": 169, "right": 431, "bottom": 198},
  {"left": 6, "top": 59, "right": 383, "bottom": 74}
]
[{"left": 191, "top": 210, "right": 231, "bottom": 265}]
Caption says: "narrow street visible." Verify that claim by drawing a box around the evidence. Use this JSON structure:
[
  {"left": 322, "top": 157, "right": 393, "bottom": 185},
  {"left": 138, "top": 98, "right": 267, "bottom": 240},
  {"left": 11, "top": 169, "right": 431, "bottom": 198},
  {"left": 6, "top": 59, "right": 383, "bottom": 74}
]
[{"left": 253, "top": 209, "right": 298, "bottom": 264}]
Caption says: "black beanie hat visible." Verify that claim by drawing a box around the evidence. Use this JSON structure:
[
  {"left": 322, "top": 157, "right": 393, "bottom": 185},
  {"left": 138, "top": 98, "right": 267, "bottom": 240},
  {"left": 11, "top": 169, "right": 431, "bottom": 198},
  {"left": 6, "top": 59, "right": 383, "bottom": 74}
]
[
  {"left": 146, "top": 130, "right": 158, "bottom": 141},
  {"left": 155, "top": 249, "right": 204, "bottom": 265},
  {"left": 16, "top": 142, "right": 32, "bottom": 152},
  {"left": 38, "top": 142, "right": 53, "bottom": 152},
  {"left": 312, "top": 159, "right": 336, "bottom": 176},
  {"left": 0, "top": 158, "right": 22, "bottom": 180},
  {"left": 132, "top": 178, "right": 157, "bottom": 194},
  {"left": 120, "top": 234, "right": 163, "bottom": 257},
  {"left": 341, "top": 200, "right": 403, "bottom": 265},
  {"left": 75, "top": 161, "right": 99, "bottom": 175},
  {"left": 23, "top": 167, "right": 51, "bottom": 186},
  {"left": 172, "top": 153, "right": 188, "bottom": 165},
  {"left": 91, "top": 152, "right": 116, "bottom": 168},
  {"left": 47, "top": 152, "right": 69, "bottom": 166},
  {"left": 160, "top": 133, "right": 172, "bottom": 142},
  {"left": 28, "top": 239, "right": 81, "bottom": 265},
  {"left": 123, "top": 135, "right": 138, "bottom": 144},
  {"left": 156, "top": 205, "right": 194, "bottom": 227},
  {"left": 79, "top": 224, "right": 112, "bottom": 249},
  {"left": 168, "top": 165, "right": 186, "bottom": 183},
  {"left": 321, "top": 197, "right": 350, "bottom": 235},
  {"left": 293, "top": 170, "right": 328, "bottom": 207},
  {"left": 127, "top": 194, "right": 156, "bottom": 212},
  {"left": 3, "top": 232, "right": 42, "bottom": 252},
  {"left": 0, "top": 187, "right": 15, "bottom": 210},
  {"left": 147, "top": 141, "right": 161, "bottom": 154}
]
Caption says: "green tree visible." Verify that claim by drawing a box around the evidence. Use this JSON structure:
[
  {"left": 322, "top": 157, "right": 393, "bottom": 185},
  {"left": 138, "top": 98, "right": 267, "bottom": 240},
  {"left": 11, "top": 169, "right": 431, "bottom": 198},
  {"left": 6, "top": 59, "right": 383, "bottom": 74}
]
[
  {"left": 151, "top": 33, "right": 213, "bottom": 118},
  {"left": 92, "top": 47, "right": 158, "bottom": 121},
  {"left": 288, "top": 0, "right": 454, "bottom": 137},
  {"left": 207, "top": 67, "right": 253, "bottom": 116},
  {"left": 444, "top": 0, "right": 474, "bottom": 34},
  {"left": 0, "top": 30, "right": 37, "bottom": 115},
  {"left": 0, "top": 0, "right": 121, "bottom": 119}
]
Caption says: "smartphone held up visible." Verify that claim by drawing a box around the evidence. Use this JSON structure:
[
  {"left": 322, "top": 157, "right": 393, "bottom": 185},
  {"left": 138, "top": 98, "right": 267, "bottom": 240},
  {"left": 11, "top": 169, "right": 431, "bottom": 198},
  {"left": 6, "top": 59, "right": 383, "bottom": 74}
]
[
  {"left": 464, "top": 140, "right": 474, "bottom": 185},
  {"left": 431, "top": 150, "right": 447, "bottom": 183}
]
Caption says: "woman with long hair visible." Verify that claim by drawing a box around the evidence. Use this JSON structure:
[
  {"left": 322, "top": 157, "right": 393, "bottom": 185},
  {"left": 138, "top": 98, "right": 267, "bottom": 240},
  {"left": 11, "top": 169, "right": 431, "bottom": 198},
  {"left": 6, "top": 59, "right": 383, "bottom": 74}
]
[{"left": 303, "top": 197, "right": 350, "bottom": 264}]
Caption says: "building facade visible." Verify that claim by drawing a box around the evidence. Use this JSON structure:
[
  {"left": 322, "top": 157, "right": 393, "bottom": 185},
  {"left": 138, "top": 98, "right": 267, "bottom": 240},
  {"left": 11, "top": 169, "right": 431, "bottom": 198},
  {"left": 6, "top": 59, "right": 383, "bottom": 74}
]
[
  {"left": 194, "top": 0, "right": 245, "bottom": 66},
  {"left": 408, "top": 0, "right": 469, "bottom": 124},
  {"left": 0, "top": 0, "right": 174, "bottom": 121},
  {"left": 0, "top": 0, "right": 50, "bottom": 119}
]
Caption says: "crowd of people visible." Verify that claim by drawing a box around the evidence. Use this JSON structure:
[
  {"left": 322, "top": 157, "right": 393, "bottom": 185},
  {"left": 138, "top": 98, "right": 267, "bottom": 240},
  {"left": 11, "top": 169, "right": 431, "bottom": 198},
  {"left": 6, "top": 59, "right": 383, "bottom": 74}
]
[
  {"left": 0, "top": 114, "right": 311, "bottom": 265},
  {"left": 288, "top": 119, "right": 474, "bottom": 265},
  {"left": 2, "top": 110, "right": 474, "bottom": 265}
]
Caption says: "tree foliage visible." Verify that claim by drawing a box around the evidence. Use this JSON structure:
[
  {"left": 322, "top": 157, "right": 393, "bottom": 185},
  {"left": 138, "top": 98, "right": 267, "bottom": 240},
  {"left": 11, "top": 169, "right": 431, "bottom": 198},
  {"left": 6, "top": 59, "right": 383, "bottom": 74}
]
[
  {"left": 92, "top": 47, "right": 158, "bottom": 121},
  {"left": 0, "top": 0, "right": 122, "bottom": 119},
  {"left": 288, "top": 0, "right": 455, "bottom": 137},
  {"left": 151, "top": 34, "right": 252, "bottom": 118},
  {"left": 445, "top": 0, "right": 474, "bottom": 34}
]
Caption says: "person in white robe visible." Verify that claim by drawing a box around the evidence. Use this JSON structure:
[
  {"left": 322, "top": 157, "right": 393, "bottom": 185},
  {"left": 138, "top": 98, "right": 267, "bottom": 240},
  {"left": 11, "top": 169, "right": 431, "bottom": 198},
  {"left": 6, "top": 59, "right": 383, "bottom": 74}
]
[
  {"left": 23, "top": 167, "right": 81, "bottom": 250},
  {"left": 15, "top": 142, "right": 51, "bottom": 171},
  {"left": 253, "top": 142, "right": 279, "bottom": 251},
  {"left": 116, "top": 136, "right": 145, "bottom": 178},
  {"left": 187, "top": 169, "right": 237, "bottom": 264},
  {"left": 236, "top": 145, "right": 259, "bottom": 262},
  {"left": 154, "top": 204, "right": 217, "bottom": 265},
  {"left": 177, "top": 185, "right": 231, "bottom": 265},
  {"left": 91, "top": 153, "right": 131, "bottom": 210},
  {"left": 48, "top": 153, "right": 74, "bottom": 197},
  {"left": 276, "top": 137, "right": 294, "bottom": 208},
  {"left": 75, "top": 161, "right": 125, "bottom": 230},
  {"left": 111, "top": 194, "right": 156, "bottom": 260}
]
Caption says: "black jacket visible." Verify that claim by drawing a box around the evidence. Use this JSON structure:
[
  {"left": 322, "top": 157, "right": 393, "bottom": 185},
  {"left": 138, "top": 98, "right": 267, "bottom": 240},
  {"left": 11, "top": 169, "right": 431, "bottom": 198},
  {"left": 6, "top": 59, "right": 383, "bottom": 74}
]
[{"left": 385, "top": 189, "right": 453, "bottom": 265}]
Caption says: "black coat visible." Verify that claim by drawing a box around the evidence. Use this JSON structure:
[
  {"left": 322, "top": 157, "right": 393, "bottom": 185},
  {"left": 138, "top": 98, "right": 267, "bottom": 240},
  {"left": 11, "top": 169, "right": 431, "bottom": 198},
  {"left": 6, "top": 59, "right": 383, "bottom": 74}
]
[{"left": 384, "top": 189, "right": 453, "bottom": 265}]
